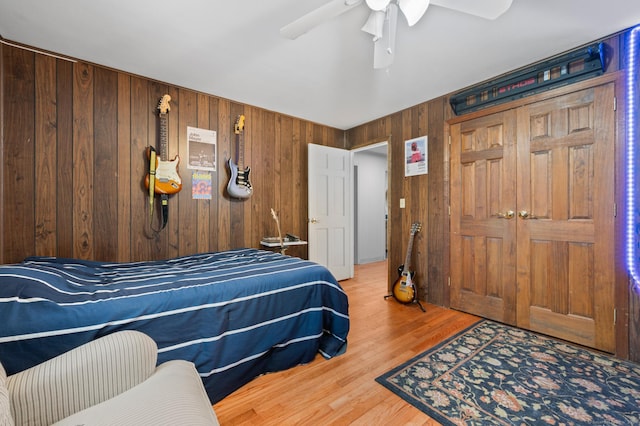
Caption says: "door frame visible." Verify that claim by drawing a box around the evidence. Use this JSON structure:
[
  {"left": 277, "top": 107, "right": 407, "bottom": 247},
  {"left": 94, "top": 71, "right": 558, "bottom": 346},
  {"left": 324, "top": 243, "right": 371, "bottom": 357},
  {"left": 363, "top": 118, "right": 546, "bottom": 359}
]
[{"left": 352, "top": 141, "right": 389, "bottom": 265}]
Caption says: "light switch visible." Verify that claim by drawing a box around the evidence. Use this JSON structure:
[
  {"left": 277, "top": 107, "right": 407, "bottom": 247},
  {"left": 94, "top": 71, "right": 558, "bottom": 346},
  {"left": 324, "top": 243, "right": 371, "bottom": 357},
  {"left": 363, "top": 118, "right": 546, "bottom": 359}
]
[{"left": 400, "top": 198, "right": 405, "bottom": 209}]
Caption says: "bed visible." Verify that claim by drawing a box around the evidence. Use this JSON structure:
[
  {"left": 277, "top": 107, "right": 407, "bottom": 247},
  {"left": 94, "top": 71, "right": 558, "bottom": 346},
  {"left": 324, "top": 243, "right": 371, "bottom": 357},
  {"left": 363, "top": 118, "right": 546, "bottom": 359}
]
[{"left": 0, "top": 248, "right": 349, "bottom": 403}]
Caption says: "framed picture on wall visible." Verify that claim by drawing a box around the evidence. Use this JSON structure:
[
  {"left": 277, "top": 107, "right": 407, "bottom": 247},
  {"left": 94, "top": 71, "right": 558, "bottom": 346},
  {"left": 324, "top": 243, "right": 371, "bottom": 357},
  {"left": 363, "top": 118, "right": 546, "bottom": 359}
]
[
  {"left": 187, "top": 126, "right": 217, "bottom": 171},
  {"left": 404, "top": 136, "right": 427, "bottom": 177}
]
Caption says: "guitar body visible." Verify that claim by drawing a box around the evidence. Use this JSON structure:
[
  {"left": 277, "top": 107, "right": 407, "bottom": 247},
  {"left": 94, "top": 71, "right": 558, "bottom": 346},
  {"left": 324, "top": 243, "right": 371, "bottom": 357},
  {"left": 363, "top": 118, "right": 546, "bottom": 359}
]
[
  {"left": 227, "top": 158, "right": 253, "bottom": 199},
  {"left": 145, "top": 151, "right": 182, "bottom": 195},
  {"left": 392, "top": 269, "right": 416, "bottom": 304}
]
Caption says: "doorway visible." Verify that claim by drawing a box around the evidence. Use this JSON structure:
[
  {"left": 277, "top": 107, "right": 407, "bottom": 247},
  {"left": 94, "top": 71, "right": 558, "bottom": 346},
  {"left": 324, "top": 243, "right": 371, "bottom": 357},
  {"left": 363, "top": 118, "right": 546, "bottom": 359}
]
[{"left": 353, "top": 142, "right": 389, "bottom": 265}]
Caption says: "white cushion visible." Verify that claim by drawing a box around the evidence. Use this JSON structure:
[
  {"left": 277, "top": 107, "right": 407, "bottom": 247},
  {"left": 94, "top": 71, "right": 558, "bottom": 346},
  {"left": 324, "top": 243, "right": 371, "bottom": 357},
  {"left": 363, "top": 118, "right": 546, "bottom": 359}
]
[
  {"left": 53, "top": 360, "right": 219, "bottom": 426},
  {"left": 0, "top": 362, "right": 14, "bottom": 426}
]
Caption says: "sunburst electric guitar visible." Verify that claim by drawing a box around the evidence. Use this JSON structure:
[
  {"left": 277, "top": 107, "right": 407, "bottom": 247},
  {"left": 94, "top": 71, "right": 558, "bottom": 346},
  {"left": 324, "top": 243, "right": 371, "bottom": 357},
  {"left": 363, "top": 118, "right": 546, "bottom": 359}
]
[
  {"left": 227, "top": 114, "right": 253, "bottom": 199},
  {"left": 392, "top": 222, "right": 422, "bottom": 304},
  {"left": 145, "top": 94, "right": 182, "bottom": 195}
]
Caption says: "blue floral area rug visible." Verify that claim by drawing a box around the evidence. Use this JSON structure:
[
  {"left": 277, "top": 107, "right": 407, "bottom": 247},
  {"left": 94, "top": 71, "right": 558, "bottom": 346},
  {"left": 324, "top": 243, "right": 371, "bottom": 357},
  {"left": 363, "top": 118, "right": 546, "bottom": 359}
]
[{"left": 376, "top": 320, "right": 640, "bottom": 425}]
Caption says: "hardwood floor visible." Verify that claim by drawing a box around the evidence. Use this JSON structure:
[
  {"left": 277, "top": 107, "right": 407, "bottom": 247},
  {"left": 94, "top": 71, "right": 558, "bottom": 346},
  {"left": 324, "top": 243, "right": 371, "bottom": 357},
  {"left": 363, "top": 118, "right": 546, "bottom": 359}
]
[{"left": 213, "top": 260, "right": 479, "bottom": 425}]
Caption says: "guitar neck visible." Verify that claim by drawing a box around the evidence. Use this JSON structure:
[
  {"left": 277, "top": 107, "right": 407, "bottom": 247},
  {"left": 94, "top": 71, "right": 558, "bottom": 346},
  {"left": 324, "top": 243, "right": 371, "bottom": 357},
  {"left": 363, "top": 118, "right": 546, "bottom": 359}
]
[
  {"left": 402, "top": 235, "right": 415, "bottom": 273},
  {"left": 235, "top": 132, "right": 244, "bottom": 169},
  {"left": 159, "top": 113, "right": 169, "bottom": 161}
]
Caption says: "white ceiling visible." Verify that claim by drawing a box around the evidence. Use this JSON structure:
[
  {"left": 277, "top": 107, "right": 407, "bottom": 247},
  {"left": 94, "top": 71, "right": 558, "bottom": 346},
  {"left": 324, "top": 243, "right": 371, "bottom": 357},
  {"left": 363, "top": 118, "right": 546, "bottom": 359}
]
[{"left": 1, "top": 1, "right": 640, "bottom": 130}]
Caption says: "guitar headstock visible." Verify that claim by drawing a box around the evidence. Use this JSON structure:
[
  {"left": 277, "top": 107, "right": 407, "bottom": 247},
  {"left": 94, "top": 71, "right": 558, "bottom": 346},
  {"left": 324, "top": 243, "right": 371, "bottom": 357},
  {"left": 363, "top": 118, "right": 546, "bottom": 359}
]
[
  {"left": 410, "top": 222, "right": 422, "bottom": 235},
  {"left": 158, "top": 94, "right": 171, "bottom": 114},
  {"left": 234, "top": 114, "right": 245, "bottom": 134},
  {"left": 270, "top": 208, "right": 280, "bottom": 224}
]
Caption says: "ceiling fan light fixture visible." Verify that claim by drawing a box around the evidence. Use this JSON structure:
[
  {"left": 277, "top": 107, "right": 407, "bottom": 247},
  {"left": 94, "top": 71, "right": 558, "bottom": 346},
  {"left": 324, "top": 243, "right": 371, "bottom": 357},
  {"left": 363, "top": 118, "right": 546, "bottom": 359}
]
[
  {"left": 398, "top": 0, "right": 430, "bottom": 26},
  {"left": 365, "top": 0, "right": 391, "bottom": 11},
  {"left": 361, "top": 10, "right": 386, "bottom": 40}
]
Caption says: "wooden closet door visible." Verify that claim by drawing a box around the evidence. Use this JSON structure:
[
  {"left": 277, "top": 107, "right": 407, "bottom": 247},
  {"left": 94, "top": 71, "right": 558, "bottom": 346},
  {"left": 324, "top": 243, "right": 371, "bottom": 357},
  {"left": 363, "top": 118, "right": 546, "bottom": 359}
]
[
  {"left": 450, "top": 110, "right": 518, "bottom": 324},
  {"left": 516, "top": 83, "right": 616, "bottom": 352}
]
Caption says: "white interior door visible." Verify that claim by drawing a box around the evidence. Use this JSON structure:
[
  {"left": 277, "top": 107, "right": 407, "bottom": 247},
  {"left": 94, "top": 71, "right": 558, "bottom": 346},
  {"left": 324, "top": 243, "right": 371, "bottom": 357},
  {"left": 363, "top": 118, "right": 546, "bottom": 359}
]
[{"left": 308, "top": 143, "right": 353, "bottom": 281}]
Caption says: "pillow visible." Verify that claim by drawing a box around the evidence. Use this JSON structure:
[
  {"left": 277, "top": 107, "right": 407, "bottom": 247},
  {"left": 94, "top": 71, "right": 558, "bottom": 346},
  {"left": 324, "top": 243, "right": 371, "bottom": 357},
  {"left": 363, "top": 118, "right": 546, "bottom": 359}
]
[{"left": 0, "top": 362, "right": 14, "bottom": 426}]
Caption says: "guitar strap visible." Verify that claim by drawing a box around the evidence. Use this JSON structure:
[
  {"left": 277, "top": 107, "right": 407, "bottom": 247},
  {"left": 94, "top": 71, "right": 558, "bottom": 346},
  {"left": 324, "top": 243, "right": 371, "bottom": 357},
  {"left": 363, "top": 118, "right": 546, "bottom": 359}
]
[
  {"left": 148, "top": 147, "right": 157, "bottom": 221},
  {"left": 160, "top": 194, "right": 169, "bottom": 230},
  {"left": 147, "top": 146, "right": 169, "bottom": 230}
]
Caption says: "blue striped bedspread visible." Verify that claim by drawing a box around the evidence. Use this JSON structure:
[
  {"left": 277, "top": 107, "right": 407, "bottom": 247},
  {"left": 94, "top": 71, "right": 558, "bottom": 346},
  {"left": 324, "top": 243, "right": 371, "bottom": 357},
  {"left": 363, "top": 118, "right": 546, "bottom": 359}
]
[{"left": 0, "top": 248, "right": 350, "bottom": 403}]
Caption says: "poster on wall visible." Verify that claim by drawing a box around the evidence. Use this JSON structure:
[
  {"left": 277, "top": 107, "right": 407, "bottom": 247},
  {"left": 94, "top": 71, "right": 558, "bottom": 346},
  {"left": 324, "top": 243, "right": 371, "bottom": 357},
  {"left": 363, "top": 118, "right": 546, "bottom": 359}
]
[
  {"left": 187, "top": 126, "right": 217, "bottom": 171},
  {"left": 405, "top": 135, "right": 428, "bottom": 177},
  {"left": 192, "top": 171, "right": 212, "bottom": 200}
]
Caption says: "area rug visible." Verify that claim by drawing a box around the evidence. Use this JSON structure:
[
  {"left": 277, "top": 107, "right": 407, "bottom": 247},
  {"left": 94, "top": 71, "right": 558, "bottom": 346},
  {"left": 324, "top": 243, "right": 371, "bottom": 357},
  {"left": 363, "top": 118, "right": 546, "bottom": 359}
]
[{"left": 376, "top": 319, "right": 640, "bottom": 425}]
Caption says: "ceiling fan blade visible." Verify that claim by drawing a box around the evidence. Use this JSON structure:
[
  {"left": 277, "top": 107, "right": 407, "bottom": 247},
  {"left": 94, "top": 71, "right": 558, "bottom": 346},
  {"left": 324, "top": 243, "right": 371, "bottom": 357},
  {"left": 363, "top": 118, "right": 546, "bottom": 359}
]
[
  {"left": 373, "top": 3, "right": 398, "bottom": 69},
  {"left": 280, "top": 0, "right": 363, "bottom": 40},
  {"left": 398, "top": 0, "right": 430, "bottom": 27},
  {"left": 430, "top": 0, "right": 513, "bottom": 20}
]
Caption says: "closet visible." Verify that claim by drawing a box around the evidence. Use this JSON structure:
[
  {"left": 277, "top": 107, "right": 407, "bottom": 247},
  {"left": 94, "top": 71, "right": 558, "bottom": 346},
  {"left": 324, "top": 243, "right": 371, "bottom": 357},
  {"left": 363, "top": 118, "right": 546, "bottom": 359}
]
[{"left": 449, "top": 76, "right": 616, "bottom": 353}]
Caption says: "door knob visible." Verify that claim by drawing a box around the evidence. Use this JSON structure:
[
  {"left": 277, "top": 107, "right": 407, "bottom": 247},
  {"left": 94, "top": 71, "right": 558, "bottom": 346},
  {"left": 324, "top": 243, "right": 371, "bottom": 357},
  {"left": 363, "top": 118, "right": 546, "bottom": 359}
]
[
  {"left": 518, "top": 210, "right": 538, "bottom": 220},
  {"left": 495, "top": 210, "right": 515, "bottom": 219},
  {"left": 309, "top": 218, "right": 319, "bottom": 224}
]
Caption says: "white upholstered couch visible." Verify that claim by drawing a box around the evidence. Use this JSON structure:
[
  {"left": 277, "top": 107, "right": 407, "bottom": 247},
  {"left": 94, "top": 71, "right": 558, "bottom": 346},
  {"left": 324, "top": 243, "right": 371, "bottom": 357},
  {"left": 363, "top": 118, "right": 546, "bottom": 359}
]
[{"left": 0, "top": 330, "right": 219, "bottom": 426}]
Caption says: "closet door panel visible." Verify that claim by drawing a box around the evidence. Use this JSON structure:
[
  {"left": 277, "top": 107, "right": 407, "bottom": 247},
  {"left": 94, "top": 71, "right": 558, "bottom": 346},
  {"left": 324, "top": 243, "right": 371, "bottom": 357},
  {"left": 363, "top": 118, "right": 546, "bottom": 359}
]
[
  {"left": 450, "top": 111, "right": 518, "bottom": 324},
  {"left": 516, "top": 83, "right": 615, "bottom": 352}
]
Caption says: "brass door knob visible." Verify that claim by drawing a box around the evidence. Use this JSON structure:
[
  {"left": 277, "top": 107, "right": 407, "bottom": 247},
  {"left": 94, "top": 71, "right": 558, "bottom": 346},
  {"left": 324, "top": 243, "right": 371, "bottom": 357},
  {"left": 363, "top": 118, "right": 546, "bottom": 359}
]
[
  {"left": 495, "top": 210, "right": 515, "bottom": 219},
  {"left": 518, "top": 210, "right": 538, "bottom": 220}
]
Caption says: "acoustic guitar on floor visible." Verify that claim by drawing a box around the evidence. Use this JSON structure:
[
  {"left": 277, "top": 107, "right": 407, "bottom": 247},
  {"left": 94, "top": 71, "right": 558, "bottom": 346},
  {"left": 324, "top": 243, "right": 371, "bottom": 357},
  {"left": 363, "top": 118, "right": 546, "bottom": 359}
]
[{"left": 392, "top": 222, "right": 422, "bottom": 304}]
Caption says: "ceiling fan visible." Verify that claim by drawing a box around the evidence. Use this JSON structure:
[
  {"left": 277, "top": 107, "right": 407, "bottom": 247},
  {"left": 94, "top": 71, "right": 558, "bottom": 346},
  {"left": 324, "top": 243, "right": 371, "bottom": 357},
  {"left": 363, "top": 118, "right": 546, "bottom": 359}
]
[{"left": 280, "top": 0, "right": 513, "bottom": 69}]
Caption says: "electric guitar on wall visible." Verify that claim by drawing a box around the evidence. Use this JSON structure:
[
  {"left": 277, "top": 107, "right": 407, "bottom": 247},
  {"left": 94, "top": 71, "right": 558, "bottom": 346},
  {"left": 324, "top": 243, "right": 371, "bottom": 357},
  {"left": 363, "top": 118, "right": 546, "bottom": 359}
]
[
  {"left": 145, "top": 94, "right": 182, "bottom": 195},
  {"left": 392, "top": 222, "right": 422, "bottom": 304},
  {"left": 227, "top": 114, "right": 253, "bottom": 199}
]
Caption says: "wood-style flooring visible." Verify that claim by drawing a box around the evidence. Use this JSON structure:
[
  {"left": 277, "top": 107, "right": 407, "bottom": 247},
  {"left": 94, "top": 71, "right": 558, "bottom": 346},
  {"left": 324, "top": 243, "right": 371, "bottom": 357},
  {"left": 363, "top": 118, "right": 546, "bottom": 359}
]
[{"left": 213, "top": 260, "right": 480, "bottom": 425}]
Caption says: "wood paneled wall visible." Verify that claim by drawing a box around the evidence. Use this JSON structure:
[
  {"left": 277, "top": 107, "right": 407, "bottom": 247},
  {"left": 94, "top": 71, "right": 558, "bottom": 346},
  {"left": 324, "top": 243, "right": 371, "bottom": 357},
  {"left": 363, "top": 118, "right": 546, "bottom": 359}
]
[
  {"left": 0, "top": 42, "right": 344, "bottom": 264},
  {"left": 346, "top": 97, "right": 449, "bottom": 311}
]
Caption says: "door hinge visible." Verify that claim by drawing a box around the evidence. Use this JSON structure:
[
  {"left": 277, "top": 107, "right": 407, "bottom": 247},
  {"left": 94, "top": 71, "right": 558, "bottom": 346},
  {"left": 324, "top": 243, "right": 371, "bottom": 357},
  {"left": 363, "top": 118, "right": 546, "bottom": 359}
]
[
  {"left": 614, "top": 96, "right": 617, "bottom": 111},
  {"left": 448, "top": 135, "right": 451, "bottom": 146},
  {"left": 448, "top": 276, "right": 451, "bottom": 287},
  {"left": 614, "top": 203, "right": 617, "bottom": 218},
  {"left": 448, "top": 205, "right": 451, "bottom": 216},
  {"left": 614, "top": 308, "right": 617, "bottom": 325}
]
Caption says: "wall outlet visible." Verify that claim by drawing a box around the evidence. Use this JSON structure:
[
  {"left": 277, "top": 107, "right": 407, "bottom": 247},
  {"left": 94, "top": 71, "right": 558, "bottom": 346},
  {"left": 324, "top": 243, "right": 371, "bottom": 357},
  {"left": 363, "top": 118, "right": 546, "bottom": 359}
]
[{"left": 400, "top": 198, "right": 405, "bottom": 209}]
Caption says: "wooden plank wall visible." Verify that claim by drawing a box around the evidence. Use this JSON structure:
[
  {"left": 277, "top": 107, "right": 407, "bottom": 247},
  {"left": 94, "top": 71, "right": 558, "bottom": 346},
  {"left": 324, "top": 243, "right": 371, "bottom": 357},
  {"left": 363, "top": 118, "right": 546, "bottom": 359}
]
[
  {"left": 0, "top": 43, "right": 343, "bottom": 264},
  {"left": 345, "top": 96, "right": 449, "bottom": 309}
]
